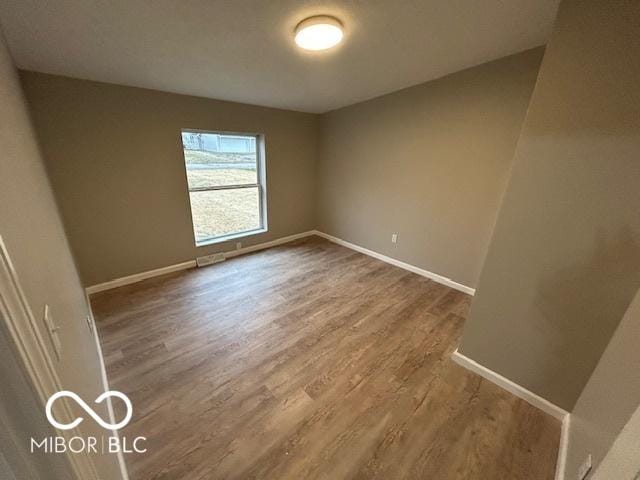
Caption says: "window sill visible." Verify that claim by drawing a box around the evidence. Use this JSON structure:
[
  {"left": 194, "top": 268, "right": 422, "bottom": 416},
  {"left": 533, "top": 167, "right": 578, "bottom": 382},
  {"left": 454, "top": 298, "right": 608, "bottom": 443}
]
[{"left": 195, "top": 228, "right": 268, "bottom": 247}]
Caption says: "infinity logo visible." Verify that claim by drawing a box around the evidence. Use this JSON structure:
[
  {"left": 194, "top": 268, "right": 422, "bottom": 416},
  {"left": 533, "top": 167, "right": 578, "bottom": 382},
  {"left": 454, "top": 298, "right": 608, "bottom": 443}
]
[{"left": 46, "top": 391, "right": 133, "bottom": 431}]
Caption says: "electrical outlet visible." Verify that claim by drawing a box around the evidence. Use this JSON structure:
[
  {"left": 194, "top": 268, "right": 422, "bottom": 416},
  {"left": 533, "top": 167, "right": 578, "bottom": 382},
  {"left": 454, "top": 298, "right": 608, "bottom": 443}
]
[
  {"left": 391, "top": 234, "right": 398, "bottom": 244},
  {"left": 578, "top": 454, "right": 592, "bottom": 480}
]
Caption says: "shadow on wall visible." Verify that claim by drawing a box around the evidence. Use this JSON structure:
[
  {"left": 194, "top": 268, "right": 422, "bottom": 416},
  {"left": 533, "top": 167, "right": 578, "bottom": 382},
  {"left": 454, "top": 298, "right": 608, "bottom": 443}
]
[{"left": 534, "top": 226, "right": 640, "bottom": 385}]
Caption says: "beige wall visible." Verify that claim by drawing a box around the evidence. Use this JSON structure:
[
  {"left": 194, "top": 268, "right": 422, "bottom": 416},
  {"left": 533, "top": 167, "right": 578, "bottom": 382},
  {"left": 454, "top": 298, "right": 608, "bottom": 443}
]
[
  {"left": 0, "top": 323, "right": 71, "bottom": 479},
  {"left": 21, "top": 49, "right": 541, "bottom": 290},
  {"left": 566, "top": 289, "right": 640, "bottom": 477},
  {"left": 20, "top": 72, "right": 319, "bottom": 286},
  {"left": 592, "top": 402, "right": 640, "bottom": 480},
  {"left": 0, "top": 29, "right": 122, "bottom": 478},
  {"left": 316, "top": 48, "right": 543, "bottom": 289},
  {"left": 459, "top": 0, "right": 640, "bottom": 410}
]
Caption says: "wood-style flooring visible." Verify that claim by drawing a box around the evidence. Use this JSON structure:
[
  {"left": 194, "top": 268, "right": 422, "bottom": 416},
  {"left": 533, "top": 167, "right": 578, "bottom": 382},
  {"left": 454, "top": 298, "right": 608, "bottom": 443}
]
[{"left": 91, "top": 236, "right": 560, "bottom": 480}]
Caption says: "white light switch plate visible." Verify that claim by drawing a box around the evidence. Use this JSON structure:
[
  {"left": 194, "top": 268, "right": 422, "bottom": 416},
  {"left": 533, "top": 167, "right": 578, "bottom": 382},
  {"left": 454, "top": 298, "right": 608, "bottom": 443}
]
[{"left": 43, "top": 304, "right": 62, "bottom": 360}]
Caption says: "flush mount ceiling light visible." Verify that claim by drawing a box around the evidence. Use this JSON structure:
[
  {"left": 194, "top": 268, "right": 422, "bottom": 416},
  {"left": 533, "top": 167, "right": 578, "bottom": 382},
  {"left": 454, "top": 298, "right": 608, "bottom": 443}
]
[{"left": 294, "top": 15, "right": 343, "bottom": 51}]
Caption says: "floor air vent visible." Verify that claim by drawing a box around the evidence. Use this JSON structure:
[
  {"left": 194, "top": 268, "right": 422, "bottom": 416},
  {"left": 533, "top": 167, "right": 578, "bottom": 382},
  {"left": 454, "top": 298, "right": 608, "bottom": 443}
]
[{"left": 196, "top": 252, "right": 226, "bottom": 267}]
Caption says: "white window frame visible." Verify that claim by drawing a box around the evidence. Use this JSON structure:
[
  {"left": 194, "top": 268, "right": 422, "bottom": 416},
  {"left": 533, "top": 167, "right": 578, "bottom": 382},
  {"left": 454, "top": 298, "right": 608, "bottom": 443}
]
[{"left": 181, "top": 129, "right": 268, "bottom": 246}]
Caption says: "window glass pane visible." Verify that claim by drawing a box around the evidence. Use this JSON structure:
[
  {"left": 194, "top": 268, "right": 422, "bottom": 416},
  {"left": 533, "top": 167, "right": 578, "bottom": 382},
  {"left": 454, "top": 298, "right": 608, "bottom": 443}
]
[
  {"left": 189, "top": 187, "right": 260, "bottom": 243},
  {"left": 182, "top": 132, "right": 257, "bottom": 188}
]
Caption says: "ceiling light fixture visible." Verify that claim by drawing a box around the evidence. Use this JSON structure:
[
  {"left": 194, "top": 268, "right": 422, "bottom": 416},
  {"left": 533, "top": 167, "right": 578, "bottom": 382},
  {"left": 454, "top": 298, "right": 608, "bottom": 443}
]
[{"left": 294, "top": 15, "right": 343, "bottom": 51}]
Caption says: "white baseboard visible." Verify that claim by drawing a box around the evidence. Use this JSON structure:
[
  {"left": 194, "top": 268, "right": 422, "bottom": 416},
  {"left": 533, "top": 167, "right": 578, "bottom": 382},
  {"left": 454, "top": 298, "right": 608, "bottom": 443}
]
[
  {"left": 90, "top": 310, "right": 130, "bottom": 480},
  {"left": 451, "top": 349, "right": 568, "bottom": 420},
  {"left": 85, "top": 230, "right": 316, "bottom": 294},
  {"left": 85, "top": 260, "right": 196, "bottom": 294},
  {"left": 225, "top": 230, "right": 316, "bottom": 259},
  {"left": 86, "top": 229, "right": 475, "bottom": 297},
  {"left": 85, "top": 229, "right": 566, "bottom": 478},
  {"left": 312, "top": 231, "right": 475, "bottom": 295},
  {"left": 555, "top": 414, "right": 570, "bottom": 480},
  {"left": 451, "top": 349, "right": 570, "bottom": 480}
]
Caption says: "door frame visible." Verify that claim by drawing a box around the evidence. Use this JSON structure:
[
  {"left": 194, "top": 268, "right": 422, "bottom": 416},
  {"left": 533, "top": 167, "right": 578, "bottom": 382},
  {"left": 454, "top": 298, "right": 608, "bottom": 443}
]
[{"left": 0, "top": 234, "right": 98, "bottom": 479}]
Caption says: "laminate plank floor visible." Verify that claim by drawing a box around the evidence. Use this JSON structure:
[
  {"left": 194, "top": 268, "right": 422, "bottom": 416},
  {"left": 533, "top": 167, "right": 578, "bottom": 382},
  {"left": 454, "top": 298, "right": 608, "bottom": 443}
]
[{"left": 92, "top": 236, "right": 560, "bottom": 480}]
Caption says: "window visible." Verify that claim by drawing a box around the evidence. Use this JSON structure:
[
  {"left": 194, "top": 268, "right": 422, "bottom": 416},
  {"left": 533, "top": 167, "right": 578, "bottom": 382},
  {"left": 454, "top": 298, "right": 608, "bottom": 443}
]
[{"left": 181, "top": 130, "right": 267, "bottom": 246}]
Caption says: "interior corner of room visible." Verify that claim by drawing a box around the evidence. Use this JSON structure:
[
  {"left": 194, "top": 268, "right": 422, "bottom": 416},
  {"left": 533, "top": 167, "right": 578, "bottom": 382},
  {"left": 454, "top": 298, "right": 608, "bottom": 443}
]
[{"left": 0, "top": 0, "right": 639, "bottom": 479}]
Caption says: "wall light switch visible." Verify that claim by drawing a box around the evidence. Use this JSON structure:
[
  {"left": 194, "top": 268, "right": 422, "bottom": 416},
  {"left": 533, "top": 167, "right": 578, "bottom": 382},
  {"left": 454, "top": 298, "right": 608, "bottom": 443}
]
[
  {"left": 391, "top": 234, "right": 398, "bottom": 244},
  {"left": 43, "top": 304, "right": 62, "bottom": 360}
]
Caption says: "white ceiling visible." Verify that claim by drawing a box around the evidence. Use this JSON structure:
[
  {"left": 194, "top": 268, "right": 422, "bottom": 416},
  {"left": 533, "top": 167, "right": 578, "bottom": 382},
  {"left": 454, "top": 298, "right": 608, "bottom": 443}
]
[{"left": 0, "top": 0, "right": 559, "bottom": 113}]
